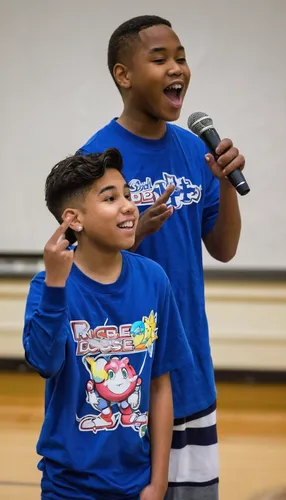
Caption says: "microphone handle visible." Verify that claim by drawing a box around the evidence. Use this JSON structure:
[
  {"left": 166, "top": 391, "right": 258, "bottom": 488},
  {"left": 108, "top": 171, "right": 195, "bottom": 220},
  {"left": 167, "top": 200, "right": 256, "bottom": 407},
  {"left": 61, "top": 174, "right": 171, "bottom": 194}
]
[{"left": 201, "top": 128, "right": 250, "bottom": 196}]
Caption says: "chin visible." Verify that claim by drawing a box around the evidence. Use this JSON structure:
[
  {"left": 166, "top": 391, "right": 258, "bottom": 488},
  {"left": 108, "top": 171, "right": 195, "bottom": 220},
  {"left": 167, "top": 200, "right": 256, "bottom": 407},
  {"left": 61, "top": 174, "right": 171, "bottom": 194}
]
[
  {"left": 121, "top": 238, "right": 136, "bottom": 250},
  {"left": 160, "top": 109, "right": 182, "bottom": 123},
  {"left": 112, "top": 236, "right": 135, "bottom": 252}
]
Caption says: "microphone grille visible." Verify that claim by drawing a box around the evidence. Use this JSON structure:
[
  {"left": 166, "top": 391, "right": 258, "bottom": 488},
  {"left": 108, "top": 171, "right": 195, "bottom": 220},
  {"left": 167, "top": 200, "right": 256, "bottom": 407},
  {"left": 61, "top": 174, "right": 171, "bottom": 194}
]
[{"left": 187, "top": 112, "right": 213, "bottom": 136}]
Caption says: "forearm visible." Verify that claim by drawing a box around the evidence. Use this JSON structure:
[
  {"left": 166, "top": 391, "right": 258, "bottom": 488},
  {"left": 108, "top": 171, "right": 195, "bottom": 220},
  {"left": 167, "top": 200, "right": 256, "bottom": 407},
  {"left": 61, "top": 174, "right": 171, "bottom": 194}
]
[
  {"left": 149, "top": 373, "right": 173, "bottom": 495},
  {"left": 129, "top": 231, "right": 144, "bottom": 253},
  {"left": 129, "top": 186, "right": 175, "bottom": 253},
  {"left": 204, "top": 180, "right": 241, "bottom": 262},
  {"left": 24, "top": 285, "right": 68, "bottom": 378}
]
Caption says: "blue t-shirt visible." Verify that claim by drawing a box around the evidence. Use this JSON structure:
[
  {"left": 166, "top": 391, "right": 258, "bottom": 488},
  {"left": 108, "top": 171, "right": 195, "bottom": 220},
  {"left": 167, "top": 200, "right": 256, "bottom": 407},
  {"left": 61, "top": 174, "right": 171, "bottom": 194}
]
[
  {"left": 77, "top": 119, "right": 220, "bottom": 416},
  {"left": 23, "top": 251, "right": 192, "bottom": 500}
]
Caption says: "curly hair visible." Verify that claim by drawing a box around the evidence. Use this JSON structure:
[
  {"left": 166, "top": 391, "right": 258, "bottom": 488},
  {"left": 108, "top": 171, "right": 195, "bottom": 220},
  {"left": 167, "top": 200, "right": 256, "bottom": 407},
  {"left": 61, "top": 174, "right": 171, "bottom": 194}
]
[{"left": 45, "top": 148, "right": 123, "bottom": 243}]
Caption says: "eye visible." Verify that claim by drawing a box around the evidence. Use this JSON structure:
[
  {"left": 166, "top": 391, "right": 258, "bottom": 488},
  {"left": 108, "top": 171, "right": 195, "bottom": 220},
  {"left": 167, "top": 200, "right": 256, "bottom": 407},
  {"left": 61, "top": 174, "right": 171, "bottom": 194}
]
[
  {"left": 108, "top": 369, "right": 115, "bottom": 380},
  {"left": 153, "top": 59, "right": 165, "bottom": 64},
  {"left": 125, "top": 193, "right": 131, "bottom": 200},
  {"left": 177, "top": 57, "right": 186, "bottom": 63},
  {"left": 122, "top": 368, "right": 128, "bottom": 379},
  {"left": 104, "top": 196, "right": 115, "bottom": 202}
]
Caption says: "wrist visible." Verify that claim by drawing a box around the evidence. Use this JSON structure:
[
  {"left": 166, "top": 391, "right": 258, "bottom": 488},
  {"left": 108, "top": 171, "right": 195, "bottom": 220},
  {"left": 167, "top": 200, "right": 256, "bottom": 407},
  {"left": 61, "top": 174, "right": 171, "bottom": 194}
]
[
  {"left": 40, "top": 282, "right": 67, "bottom": 312},
  {"left": 219, "top": 177, "right": 238, "bottom": 197},
  {"left": 149, "top": 479, "right": 168, "bottom": 496},
  {"left": 45, "top": 278, "right": 66, "bottom": 288},
  {"left": 219, "top": 175, "right": 234, "bottom": 188},
  {"left": 135, "top": 225, "right": 147, "bottom": 245}
]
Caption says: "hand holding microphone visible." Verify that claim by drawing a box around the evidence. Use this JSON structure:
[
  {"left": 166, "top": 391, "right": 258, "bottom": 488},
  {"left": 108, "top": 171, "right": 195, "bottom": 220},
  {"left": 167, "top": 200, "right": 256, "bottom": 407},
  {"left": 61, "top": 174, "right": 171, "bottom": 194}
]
[{"left": 188, "top": 112, "right": 250, "bottom": 196}]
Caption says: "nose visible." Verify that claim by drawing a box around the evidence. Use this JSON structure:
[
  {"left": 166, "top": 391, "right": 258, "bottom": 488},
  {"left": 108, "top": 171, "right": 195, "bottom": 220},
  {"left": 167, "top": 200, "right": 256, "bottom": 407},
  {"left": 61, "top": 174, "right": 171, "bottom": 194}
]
[
  {"left": 121, "top": 196, "right": 136, "bottom": 214},
  {"left": 167, "top": 60, "right": 183, "bottom": 77}
]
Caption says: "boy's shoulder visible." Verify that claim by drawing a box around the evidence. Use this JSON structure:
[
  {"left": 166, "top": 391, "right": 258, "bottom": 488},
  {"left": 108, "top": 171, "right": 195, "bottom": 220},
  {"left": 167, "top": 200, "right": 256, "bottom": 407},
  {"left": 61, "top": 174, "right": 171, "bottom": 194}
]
[
  {"left": 123, "top": 251, "right": 169, "bottom": 286},
  {"left": 78, "top": 120, "right": 206, "bottom": 155},
  {"left": 30, "top": 270, "right": 46, "bottom": 285},
  {"left": 77, "top": 121, "right": 114, "bottom": 154}
]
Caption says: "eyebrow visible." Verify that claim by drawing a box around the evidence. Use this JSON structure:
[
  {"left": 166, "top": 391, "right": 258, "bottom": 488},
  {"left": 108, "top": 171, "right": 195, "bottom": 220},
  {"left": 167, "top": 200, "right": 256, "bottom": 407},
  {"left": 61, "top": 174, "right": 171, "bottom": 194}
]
[
  {"left": 149, "top": 45, "right": 185, "bottom": 54},
  {"left": 98, "top": 183, "right": 129, "bottom": 195}
]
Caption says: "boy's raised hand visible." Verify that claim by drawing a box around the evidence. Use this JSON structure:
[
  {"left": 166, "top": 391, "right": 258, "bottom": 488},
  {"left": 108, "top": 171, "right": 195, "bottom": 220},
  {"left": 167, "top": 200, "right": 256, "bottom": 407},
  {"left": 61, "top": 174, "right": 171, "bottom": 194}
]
[
  {"left": 44, "top": 218, "right": 74, "bottom": 287},
  {"left": 136, "top": 184, "right": 175, "bottom": 242}
]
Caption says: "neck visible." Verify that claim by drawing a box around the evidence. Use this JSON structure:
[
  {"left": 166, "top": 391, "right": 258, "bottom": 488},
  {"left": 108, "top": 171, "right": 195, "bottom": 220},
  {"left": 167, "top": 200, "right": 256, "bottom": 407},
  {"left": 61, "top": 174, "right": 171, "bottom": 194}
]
[
  {"left": 117, "top": 105, "right": 167, "bottom": 139},
  {"left": 74, "top": 240, "right": 123, "bottom": 285}
]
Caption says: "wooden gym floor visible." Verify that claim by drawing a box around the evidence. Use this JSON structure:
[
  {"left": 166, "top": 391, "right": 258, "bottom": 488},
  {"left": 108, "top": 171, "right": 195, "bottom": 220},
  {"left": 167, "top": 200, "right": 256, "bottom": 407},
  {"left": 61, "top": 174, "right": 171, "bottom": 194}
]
[{"left": 0, "top": 372, "right": 285, "bottom": 500}]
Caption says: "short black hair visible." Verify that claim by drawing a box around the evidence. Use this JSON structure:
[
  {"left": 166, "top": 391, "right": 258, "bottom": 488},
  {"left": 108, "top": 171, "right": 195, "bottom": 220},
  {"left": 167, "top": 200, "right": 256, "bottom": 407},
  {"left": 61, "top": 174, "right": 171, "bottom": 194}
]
[
  {"left": 108, "top": 15, "right": 172, "bottom": 88},
  {"left": 45, "top": 148, "right": 123, "bottom": 244}
]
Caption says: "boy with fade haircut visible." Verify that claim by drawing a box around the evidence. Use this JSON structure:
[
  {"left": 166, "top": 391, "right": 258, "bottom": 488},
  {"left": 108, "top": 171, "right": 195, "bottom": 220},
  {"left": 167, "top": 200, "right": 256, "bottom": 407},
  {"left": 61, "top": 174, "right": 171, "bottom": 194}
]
[
  {"left": 22, "top": 148, "right": 193, "bottom": 500},
  {"left": 77, "top": 14, "right": 246, "bottom": 500}
]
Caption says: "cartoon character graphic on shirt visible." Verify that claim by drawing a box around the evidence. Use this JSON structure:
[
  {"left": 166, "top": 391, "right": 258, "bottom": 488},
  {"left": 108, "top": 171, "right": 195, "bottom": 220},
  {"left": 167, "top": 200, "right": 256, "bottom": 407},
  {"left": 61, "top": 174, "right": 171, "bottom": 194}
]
[
  {"left": 78, "top": 355, "right": 148, "bottom": 435},
  {"left": 131, "top": 311, "right": 157, "bottom": 352},
  {"left": 75, "top": 311, "right": 158, "bottom": 436}
]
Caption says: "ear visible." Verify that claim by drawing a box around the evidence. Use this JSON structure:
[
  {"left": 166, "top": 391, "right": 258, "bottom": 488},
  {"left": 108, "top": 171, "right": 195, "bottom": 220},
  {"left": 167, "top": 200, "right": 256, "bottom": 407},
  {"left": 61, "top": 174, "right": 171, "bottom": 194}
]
[
  {"left": 113, "top": 63, "right": 131, "bottom": 90},
  {"left": 62, "top": 208, "right": 83, "bottom": 233}
]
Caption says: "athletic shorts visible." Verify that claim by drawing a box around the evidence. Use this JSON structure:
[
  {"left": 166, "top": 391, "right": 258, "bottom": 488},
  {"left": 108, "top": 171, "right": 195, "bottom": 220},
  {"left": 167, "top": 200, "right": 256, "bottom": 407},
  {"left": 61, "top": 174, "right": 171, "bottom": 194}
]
[{"left": 165, "top": 401, "right": 219, "bottom": 500}]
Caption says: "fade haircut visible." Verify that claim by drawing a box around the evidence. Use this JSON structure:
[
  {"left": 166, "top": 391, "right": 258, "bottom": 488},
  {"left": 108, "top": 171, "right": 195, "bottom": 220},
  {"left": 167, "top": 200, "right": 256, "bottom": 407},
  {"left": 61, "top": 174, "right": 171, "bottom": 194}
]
[
  {"left": 108, "top": 15, "right": 172, "bottom": 89},
  {"left": 45, "top": 148, "right": 123, "bottom": 244}
]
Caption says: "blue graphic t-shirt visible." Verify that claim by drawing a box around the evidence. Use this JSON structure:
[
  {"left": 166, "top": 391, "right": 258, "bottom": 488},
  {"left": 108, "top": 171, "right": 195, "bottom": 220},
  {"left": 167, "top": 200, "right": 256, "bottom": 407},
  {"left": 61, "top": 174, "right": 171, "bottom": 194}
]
[
  {"left": 77, "top": 119, "right": 220, "bottom": 416},
  {"left": 23, "top": 251, "right": 192, "bottom": 499}
]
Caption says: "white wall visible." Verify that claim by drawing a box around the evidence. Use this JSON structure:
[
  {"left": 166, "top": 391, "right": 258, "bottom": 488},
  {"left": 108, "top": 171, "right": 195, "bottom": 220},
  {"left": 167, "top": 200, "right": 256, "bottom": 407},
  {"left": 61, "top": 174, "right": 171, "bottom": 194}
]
[{"left": 1, "top": 0, "right": 286, "bottom": 269}]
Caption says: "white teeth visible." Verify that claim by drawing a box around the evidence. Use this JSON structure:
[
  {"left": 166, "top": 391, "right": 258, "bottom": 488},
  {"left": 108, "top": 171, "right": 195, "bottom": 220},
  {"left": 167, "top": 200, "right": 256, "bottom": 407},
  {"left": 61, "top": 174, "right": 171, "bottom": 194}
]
[
  {"left": 118, "top": 221, "right": 134, "bottom": 228},
  {"left": 166, "top": 84, "right": 183, "bottom": 90}
]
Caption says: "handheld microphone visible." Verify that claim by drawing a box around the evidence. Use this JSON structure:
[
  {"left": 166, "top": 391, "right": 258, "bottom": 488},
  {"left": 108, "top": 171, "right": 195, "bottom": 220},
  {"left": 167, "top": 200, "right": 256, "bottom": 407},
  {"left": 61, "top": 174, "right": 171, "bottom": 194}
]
[{"left": 187, "top": 112, "right": 250, "bottom": 196}]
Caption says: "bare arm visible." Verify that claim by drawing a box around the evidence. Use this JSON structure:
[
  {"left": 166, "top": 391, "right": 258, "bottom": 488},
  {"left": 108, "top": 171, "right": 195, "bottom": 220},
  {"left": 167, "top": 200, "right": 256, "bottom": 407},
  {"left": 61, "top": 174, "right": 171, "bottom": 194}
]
[
  {"left": 140, "top": 372, "right": 173, "bottom": 500},
  {"left": 203, "top": 179, "right": 241, "bottom": 262},
  {"left": 203, "top": 139, "right": 245, "bottom": 262}
]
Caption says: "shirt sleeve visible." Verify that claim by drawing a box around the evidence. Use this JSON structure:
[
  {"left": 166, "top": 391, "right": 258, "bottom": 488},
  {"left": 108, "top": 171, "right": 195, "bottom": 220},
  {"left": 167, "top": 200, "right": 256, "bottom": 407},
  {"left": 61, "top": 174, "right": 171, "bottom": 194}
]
[
  {"left": 23, "top": 273, "right": 68, "bottom": 379},
  {"left": 76, "top": 147, "right": 90, "bottom": 155},
  {"left": 151, "top": 275, "right": 194, "bottom": 379},
  {"left": 201, "top": 146, "right": 220, "bottom": 238}
]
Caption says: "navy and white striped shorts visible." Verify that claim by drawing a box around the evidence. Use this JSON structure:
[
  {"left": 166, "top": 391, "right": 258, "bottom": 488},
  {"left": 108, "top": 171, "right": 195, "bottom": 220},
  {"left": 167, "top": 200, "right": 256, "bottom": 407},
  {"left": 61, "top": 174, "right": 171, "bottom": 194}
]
[{"left": 165, "top": 402, "right": 219, "bottom": 500}]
